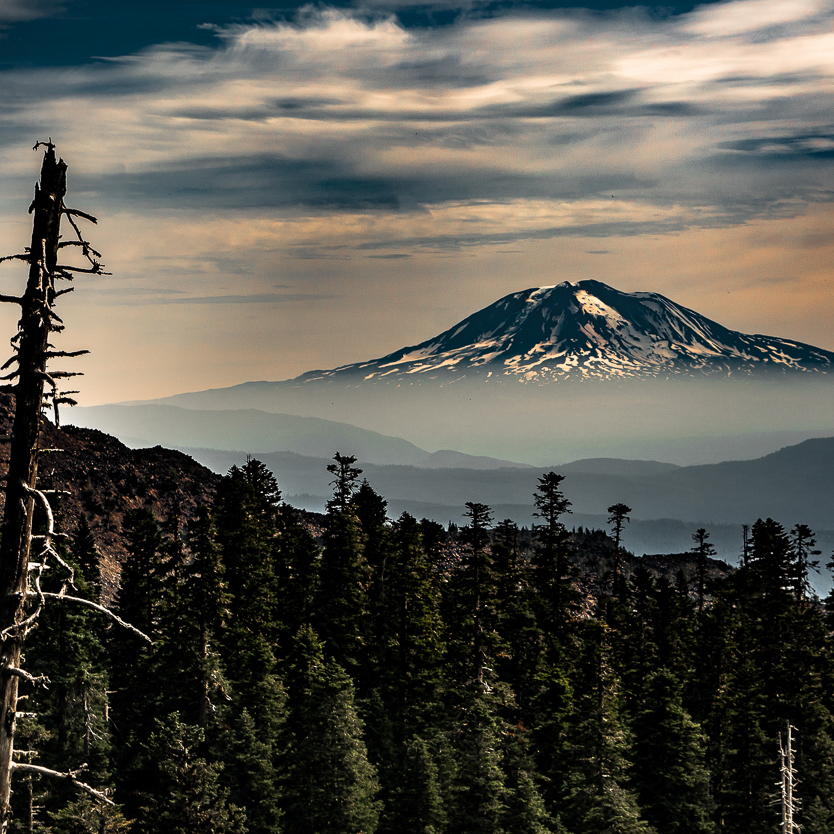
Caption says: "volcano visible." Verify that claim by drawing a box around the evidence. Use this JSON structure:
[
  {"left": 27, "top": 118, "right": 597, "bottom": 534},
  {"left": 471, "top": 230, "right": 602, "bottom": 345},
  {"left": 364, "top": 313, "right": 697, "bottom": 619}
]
[{"left": 297, "top": 280, "right": 834, "bottom": 384}]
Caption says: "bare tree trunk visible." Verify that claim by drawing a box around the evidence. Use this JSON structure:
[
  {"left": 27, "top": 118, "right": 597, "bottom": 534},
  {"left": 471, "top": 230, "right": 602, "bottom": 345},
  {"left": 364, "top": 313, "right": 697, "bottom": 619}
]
[
  {"left": 0, "top": 145, "right": 66, "bottom": 828},
  {"left": 198, "top": 626, "right": 210, "bottom": 729}
]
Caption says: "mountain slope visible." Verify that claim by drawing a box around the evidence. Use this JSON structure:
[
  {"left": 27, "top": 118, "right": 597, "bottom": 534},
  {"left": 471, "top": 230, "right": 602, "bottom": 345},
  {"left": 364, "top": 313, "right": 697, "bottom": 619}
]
[
  {"left": 298, "top": 280, "right": 834, "bottom": 383},
  {"left": 0, "top": 390, "right": 220, "bottom": 600}
]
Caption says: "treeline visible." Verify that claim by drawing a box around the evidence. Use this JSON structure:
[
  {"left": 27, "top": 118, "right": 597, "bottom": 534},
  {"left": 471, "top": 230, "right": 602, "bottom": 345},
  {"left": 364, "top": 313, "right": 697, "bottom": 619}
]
[{"left": 11, "top": 454, "right": 834, "bottom": 834}]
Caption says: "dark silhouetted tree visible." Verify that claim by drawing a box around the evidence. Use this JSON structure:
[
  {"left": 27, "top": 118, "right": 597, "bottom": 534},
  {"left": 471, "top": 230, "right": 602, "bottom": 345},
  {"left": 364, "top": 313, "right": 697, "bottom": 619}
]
[{"left": 691, "top": 528, "right": 716, "bottom": 613}]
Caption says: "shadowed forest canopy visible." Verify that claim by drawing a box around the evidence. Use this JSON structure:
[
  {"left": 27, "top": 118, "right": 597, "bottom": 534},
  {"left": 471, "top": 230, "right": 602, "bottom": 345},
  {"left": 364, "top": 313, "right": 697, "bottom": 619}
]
[{"left": 9, "top": 443, "right": 834, "bottom": 834}]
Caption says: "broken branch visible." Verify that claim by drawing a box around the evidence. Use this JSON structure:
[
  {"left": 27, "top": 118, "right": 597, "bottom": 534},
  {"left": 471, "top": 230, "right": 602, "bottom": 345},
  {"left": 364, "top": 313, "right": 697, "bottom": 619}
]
[
  {"left": 4, "top": 668, "right": 49, "bottom": 689},
  {"left": 10, "top": 763, "right": 114, "bottom": 806},
  {"left": 61, "top": 208, "right": 97, "bottom": 225},
  {"left": 32, "top": 593, "right": 153, "bottom": 644}
]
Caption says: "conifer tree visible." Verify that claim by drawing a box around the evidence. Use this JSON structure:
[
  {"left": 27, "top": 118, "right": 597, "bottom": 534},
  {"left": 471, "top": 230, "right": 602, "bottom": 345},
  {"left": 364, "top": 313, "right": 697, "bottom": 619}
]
[
  {"left": 149, "top": 506, "right": 202, "bottom": 718},
  {"left": 182, "top": 507, "right": 231, "bottom": 729},
  {"left": 72, "top": 515, "right": 101, "bottom": 602},
  {"left": 607, "top": 503, "right": 632, "bottom": 594},
  {"left": 631, "top": 670, "right": 714, "bottom": 834},
  {"left": 223, "top": 700, "right": 285, "bottom": 834},
  {"left": 109, "top": 507, "right": 166, "bottom": 778},
  {"left": 386, "top": 734, "right": 447, "bottom": 834},
  {"left": 690, "top": 528, "right": 716, "bottom": 614},
  {"left": 353, "top": 480, "right": 394, "bottom": 694},
  {"left": 49, "top": 793, "right": 131, "bottom": 834},
  {"left": 376, "top": 513, "right": 445, "bottom": 731},
  {"left": 282, "top": 626, "right": 381, "bottom": 834},
  {"left": 532, "top": 474, "right": 577, "bottom": 634},
  {"left": 651, "top": 573, "right": 697, "bottom": 679},
  {"left": 18, "top": 536, "right": 113, "bottom": 828},
  {"left": 748, "top": 517, "right": 793, "bottom": 601},
  {"left": 448, "top": 691, "right": 507, "bottom": 834},
  {"left": 135, "top": 713, "right": 244, "bottom": 834},
  {"left": 491, "top": 519, "right": 541, "bottom": 716},
  {"left": 559, "top": 622, "right": 653, "bottom": 834},
  {"left": 272, "top": 506, "right": 320, "bottom": 659},
  {"left": 790, "top": 523, "right": 821, "bottom": 600},
  {"left": 354, "top": 480, "right": 389, "bottom": 577},
  {"left": 316, "top": 456, "right": 371, "bottom": 671},
  {"left": 211, "top": 465, "right": 288, "bottom": 833},
  {"left": 116, "top": 507, "right": 165, "bottom": 639},
  {"left": 710, "top": 638, "right": 771, "bottom": 834},
  {"left": 240, "top": 456, "right": 282, "bottom": 516},
  {"left": 326, "top": 452, "right": 363, "bottom": 514},
  {"left": 451, "top": 502, "right": 496, "bottom": 688},
  {"left": 214, "top": 465, "right": 280, "bottom": 651},
  {"left": 500, "top": 703, "right": 561, "bottom": 834},
  {"left": 418, "top": 519, "right": 448, "bottom": 574}
]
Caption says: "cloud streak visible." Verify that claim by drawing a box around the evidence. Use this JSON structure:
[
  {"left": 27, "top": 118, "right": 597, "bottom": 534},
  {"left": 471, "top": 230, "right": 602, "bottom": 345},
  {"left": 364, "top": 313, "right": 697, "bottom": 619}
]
[
  {"left": 0, "top": 0, "right": 58, "bottom": 24},
  {"left": 0, "top": 2, "right": 831, "bottom": 232}
]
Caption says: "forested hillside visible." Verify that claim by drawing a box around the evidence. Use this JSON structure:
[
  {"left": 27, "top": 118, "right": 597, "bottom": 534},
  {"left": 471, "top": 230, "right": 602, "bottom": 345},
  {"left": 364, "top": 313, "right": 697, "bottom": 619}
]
[{"left": 13, "top": 451, "right": 834, "bottom": 834}]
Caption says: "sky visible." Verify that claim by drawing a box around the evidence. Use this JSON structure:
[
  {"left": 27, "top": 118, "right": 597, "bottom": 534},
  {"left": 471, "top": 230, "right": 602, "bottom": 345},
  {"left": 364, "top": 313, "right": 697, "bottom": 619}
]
[{"left": 0, "top": 0, "right": 832, "bottom": 405}]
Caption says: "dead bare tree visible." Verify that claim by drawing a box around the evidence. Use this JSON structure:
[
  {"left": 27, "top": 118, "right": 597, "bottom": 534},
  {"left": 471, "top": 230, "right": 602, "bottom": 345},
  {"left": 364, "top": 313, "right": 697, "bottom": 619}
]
[
  {"left": 778, "top": 723, "right": 800, "bottom": 834},
  {"left": 0, "top": 142, "right": 147, "bottom": 830}
]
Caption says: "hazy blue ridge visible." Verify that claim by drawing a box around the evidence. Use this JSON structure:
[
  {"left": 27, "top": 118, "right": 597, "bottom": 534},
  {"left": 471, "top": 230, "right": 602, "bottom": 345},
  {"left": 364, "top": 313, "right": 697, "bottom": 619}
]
[{"left": 69, "top": 403, "right": 432, "bottom": 466}]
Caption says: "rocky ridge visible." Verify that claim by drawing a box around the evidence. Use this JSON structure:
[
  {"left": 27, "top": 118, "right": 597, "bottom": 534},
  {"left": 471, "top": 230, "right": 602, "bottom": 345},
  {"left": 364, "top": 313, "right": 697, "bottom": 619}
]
[{"left": 0, "top": 389, "right": 221, "bottom": 599}]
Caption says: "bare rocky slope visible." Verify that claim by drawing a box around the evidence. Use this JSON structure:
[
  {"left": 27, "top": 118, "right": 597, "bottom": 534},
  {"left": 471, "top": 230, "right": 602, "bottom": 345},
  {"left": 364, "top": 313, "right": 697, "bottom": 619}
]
[{"left": 0, "top": 389, "right": 220, "bottom": 598}]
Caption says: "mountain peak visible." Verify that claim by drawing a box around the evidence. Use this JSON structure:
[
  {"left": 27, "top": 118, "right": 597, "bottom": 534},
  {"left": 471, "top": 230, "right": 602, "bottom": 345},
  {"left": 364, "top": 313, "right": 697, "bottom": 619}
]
[{"left": 298, "top": 280, "right": 834, "bottom": 384}]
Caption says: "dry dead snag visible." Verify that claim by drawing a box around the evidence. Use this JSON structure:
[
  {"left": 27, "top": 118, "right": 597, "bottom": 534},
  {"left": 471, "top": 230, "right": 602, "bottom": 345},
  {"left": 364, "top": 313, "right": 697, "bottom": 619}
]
[{"left": 0, "top": 142, "right": 147, "bottom": 829}]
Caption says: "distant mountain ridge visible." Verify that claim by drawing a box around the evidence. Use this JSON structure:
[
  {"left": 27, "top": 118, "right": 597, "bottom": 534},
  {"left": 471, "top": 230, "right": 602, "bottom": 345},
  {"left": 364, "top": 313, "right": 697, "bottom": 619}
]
[
  {"left": 183, "top": 436, "right": 834, "bottom": 534},
  {"left": 297, "top": 280, "right": 834, "bottom": 383},
  {"left": 69, "top": 404, "right": 533, "bottom": 469}
]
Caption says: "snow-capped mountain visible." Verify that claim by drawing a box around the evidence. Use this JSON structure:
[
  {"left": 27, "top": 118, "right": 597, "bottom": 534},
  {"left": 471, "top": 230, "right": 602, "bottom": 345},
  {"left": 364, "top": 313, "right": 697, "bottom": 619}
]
[{"left": 298, "top": 280, "right": 834, "bottom": 383}]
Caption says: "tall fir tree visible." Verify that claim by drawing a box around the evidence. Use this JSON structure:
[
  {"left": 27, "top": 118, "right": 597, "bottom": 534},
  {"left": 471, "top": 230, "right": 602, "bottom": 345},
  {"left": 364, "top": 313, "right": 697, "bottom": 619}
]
[
  {"left": 282, "top": 626, "right": 381, "bottom": 834},
  {"left": 631, "top": 670, "right": 714, "bottom": 834},
  {"left": 558, "top": 621, "right": 653, "bottom": 834},
  {"left": 315, "top": 455, "right": 371, "bottom": 672},
  {"left": 448, "top": 502, "right": 497, "bottom": 689},
  {"left": 532, "top": 473, "right": 579, "bottom": 640},
  {"left": 134, "top": 713, "right": 245, "bottom": 834},
  {"left": 491, "top": 519, "right": 542, "bottom": 717},
  {"left": 690, "top": 528, "right": 716, "bottom": 614},
  {"left": 448, "top": 690, "right": 507, "bottom": 834}
]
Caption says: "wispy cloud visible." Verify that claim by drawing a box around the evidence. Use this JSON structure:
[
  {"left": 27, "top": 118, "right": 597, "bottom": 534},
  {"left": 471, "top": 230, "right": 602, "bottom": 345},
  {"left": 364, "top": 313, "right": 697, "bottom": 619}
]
[
  {"left": 160, "top": 292, "right": 333, "bottom": 305},
  {"left": 0, "top": 0, "right": 59, "bottom": 24},
  {"left": 0, "top": 2, "right": 830, "bottom": 238}
]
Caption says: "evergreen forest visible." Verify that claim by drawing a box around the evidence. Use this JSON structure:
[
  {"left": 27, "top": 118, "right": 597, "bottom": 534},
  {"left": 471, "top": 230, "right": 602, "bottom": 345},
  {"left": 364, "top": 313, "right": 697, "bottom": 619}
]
[{"left": 11, "top": 452, "right": 834, "bottom": 834}]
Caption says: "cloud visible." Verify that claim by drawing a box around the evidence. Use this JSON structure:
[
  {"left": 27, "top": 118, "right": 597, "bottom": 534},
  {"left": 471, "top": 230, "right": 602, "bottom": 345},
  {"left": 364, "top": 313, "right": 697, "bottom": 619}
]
[
  {"left": 681, "top": 0, "right": 830, "bottom": 37},
  {"left": 1, "top": 0, "right": 834, "bottom": 402},
  {"left": 718, "top": 133, "right": 834, "bottom": 158},
  {"left": 0, "top": 0, "right": 59, "bottom": 24},
  {"left": 0, "top": 2, "right": 829, "bottom": 243},
  {"left": 160, "top": 292, "right": 333, "bottom": 305},
  {"left": 81, "top": 282, "right": 335, "bottom": 306}
]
